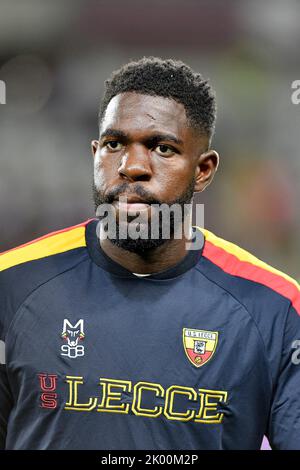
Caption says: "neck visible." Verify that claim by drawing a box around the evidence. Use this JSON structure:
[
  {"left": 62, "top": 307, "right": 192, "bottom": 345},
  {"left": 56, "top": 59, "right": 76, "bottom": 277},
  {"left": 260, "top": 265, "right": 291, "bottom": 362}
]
[{"left": 99, "top": 220, "right": 193, "bottom": 275}]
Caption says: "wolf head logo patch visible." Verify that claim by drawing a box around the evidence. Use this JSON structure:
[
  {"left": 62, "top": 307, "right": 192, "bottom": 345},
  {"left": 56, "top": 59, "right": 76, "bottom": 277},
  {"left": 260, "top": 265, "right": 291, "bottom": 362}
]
[
  {"left": 61, "top": 319, "right": 85, "bottom": 358},
  {"left": 183, "top": 328, "right": 218, "bottom": 368}
]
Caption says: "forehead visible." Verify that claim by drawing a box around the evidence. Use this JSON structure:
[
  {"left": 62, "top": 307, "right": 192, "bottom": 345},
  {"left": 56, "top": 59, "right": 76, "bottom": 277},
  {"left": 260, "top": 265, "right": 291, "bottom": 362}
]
[{"left": 100, "top": 92, "right": 189, "bottom": 137}]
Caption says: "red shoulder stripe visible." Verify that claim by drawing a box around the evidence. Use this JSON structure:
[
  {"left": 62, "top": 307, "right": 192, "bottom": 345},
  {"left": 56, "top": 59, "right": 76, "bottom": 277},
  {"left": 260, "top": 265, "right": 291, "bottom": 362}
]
[{"left": 202, "top": 236, "right": 300, "bottom": 315}]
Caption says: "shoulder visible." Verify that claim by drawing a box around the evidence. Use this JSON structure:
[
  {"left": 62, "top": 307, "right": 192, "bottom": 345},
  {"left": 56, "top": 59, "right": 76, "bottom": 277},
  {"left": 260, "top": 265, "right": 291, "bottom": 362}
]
[
  {"left": 0, "top": 219, "right": 91, "bottom": 273},
  {"left": 196, "top": 226, "right": 300, "bottom": 318},
  {"left": 196, "top": 227, "right": 300, "bottom": 381},
  {"left": 0, "top": 219, "right": 92, "bottom": 338}
]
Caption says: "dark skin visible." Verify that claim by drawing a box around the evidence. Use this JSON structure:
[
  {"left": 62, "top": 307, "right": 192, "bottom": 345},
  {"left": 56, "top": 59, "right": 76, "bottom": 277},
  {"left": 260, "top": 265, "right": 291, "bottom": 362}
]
[{"left": 91, "top": 92, "right": 219, "bottom": 274}]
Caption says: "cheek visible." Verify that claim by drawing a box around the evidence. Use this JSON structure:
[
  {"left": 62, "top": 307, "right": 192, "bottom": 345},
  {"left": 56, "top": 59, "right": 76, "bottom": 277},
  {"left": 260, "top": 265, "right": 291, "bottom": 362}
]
[
  {"left": 94, "top": 153, "right": 117, "bottom": 186},
  {"left": 154, "top": 159, "right": 194, "bottom": 194}
]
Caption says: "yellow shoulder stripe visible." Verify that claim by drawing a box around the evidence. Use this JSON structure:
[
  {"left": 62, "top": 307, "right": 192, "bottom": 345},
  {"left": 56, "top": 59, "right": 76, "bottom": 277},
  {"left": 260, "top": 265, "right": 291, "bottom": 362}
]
[
  {"left": 0, "top": 226, "right": 86, "bottom": 273},
  {"left": 198, "top": 227, "right": 300, "bottom": 292}
]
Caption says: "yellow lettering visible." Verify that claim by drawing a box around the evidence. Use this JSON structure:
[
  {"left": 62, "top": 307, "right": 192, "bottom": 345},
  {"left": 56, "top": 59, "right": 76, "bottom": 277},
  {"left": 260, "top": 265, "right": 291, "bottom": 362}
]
[
  {"left": 132, "top": 381, "right": 164, "bottom": 418},
  {"left": 164, "top": 385, "right": 197, "bottom": 421},
  {"left": 65, "top": 376, "right": 97, "bottom": 411},
  {"left": 195, "top": 389, "right": 228, "bottom": 423},
  {"left": 97, "top": 378, "right": 132, "bottom": 414}
]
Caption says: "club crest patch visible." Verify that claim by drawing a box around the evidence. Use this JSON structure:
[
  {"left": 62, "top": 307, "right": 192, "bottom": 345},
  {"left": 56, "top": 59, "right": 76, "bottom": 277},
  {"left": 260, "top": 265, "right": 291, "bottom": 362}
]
[{"left": 183, "top": 328, "right": 218, "bottom": 368}]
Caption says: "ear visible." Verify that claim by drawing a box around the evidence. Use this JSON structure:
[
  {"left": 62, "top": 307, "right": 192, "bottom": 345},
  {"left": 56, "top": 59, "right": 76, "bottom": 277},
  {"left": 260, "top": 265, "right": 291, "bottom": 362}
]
[
  {"left": 91, "top": 140, "right": 99, "bottom": 158},
  {"left": 194, "top": 150, "right": 219, "bottom": 192}
]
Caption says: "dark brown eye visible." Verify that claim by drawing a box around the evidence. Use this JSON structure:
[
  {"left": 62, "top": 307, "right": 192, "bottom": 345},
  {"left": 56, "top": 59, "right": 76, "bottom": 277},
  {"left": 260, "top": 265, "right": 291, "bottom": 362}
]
[
  {"left": 155, "top": 145, "right": 174, "bottom": 156},
  {"left": 106, "top": 141, "right": 123, "bottom": 151}
]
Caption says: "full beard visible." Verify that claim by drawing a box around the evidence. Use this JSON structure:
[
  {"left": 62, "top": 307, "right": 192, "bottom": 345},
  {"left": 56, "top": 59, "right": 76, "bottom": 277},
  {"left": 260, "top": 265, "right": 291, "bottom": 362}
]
[{"left": 92, "top": 178, "right": 195, "bottom": 255}]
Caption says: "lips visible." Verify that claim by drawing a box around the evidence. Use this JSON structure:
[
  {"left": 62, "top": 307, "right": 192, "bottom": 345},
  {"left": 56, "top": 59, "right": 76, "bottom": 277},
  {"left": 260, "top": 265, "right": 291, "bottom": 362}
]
[
  {"left": 113, "top": 195, "right": 151, "bottom": 214},
  {"left": 114, "top": 201, "right": 150, "bottom": 213}
]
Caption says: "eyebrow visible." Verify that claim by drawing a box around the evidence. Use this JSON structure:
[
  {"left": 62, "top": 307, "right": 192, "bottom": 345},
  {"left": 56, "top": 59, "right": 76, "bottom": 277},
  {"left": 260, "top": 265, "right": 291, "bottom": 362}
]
[
  {"left": 99, "top": 129, "right": 128, "bottom": 141},
  {"left": 99, "top": 128, "right": 183, "bottom": 147}
]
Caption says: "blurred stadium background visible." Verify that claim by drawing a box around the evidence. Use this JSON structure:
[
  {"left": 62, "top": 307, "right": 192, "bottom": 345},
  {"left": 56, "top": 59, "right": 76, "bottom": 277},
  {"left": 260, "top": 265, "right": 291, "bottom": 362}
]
[{"left": 1, "top": 0, "right": 300, "bottom": 450}]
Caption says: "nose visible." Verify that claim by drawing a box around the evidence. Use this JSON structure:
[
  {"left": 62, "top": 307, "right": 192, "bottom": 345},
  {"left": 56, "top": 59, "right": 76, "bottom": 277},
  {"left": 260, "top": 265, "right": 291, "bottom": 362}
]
[{"left": 118, "top": 144, "right": 152, "bottom": 182}]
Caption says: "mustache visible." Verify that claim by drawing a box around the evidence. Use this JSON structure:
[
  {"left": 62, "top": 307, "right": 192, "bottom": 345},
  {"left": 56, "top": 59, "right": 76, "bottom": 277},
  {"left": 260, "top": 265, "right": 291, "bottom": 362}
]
[{"left": 102, "top": 182, "right": 162, "bottom": 205}]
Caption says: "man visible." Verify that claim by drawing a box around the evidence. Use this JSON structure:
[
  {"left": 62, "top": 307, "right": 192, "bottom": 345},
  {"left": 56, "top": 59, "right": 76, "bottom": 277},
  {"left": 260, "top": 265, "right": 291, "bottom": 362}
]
[{"left": 1, "top": 57, "right": 300, "bottom": 450}]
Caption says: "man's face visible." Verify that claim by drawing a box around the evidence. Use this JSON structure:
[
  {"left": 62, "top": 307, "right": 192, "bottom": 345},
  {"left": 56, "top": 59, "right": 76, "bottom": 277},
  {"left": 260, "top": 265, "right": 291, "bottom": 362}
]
[{"left": 92, "top": 92, "right": 217, "bottom": 252}]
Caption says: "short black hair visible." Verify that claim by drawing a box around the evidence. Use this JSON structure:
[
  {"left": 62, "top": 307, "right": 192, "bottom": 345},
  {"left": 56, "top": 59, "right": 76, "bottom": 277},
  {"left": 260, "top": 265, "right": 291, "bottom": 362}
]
[{"left": 99, "top": 57, "right": 217, "bottom": 140}]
